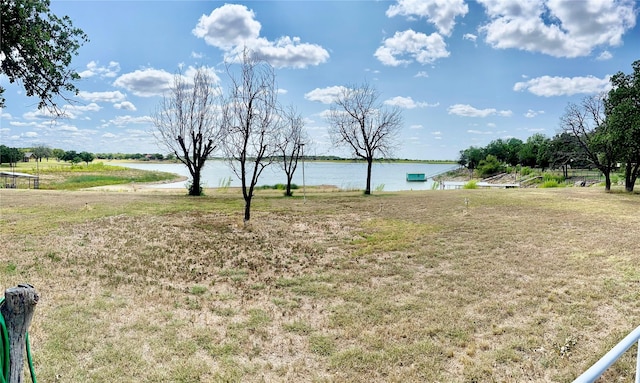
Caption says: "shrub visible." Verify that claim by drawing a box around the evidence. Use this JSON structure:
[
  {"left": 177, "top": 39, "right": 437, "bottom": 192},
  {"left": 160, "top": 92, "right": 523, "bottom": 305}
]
[
  {"left": 477, "top": 155, "right": 505, "bottom": 177},
  {"left": 520, "top": 167, "right": 533, "bottom": 176},
  {"left": 542, "top": 173, "right": 564, "bottom": 183},
  {"left": 541, "top": 180, "right": 559, "bottom": 188},
  {"left": 463, "top": 180, "right": 478, "bottom": 189}
]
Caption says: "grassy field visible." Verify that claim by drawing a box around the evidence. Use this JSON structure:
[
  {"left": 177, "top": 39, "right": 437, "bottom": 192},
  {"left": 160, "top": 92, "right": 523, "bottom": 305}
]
[
  {"left": 1, "top": 161, "right": 178, "bottom": 190},
  {"left": 1, "top": 186, "right": 639, "bottom": 382}
]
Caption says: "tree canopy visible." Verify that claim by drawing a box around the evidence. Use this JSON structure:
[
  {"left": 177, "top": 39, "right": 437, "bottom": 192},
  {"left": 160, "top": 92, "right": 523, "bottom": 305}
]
[
  {"left": 0, "top": 0, "right": 88, "bottom": 111},
  {"left": 605, "top": 60, "right": 640, "bottom": 192}
]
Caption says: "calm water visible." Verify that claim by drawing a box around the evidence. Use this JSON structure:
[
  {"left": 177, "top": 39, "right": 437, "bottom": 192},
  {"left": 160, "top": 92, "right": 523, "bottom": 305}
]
[{"left": 114, "top": 160, "right": 459, "bottom": 192}]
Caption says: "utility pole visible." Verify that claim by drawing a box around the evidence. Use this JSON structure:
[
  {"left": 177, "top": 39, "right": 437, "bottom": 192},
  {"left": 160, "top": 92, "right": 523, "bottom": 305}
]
[{"left": 300, "top": 143, "right": 306, "bottom": 202}]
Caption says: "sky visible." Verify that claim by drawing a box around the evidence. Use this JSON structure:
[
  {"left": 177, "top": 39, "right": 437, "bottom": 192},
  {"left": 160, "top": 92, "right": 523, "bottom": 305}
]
[{"left": 1, "top": 0, "right": 638, "bottom": 160}]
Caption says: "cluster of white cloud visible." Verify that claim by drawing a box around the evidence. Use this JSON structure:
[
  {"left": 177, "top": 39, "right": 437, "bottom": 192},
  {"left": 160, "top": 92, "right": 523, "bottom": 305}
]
[
  {"left": 378, "top": 0, "right": 468, "bottom": 66},
  {"left": 384, "top": 96, "right": 439, "bottom": 109},
  {"left": 192, "top": 4, "right": 329, "bottom": 69},
  {"left": 78, "top": 61, "right": 121, "bottom": 78},
  {"left": 111, "top": 66, "right": 219, "bottom": 98},
  {"left": 448, "top": 104, "right": 512, "bottom": 117},
  {"left": 386, "top": 0, "right": 468, "bottom": 36},
  {"left": 304, "top": 86, "right": 347, "bottom": 104},
  {"left": 478, "top": 0, "right": 636, "bottom": 58},
  {"left": 378, "top": 0, "right": 636, "bottom": 67},
  {"left": 513, "top": 75, "right": 612, "bottom": 96},
  {"left": 375, "top": 30, "right": 449, "bottom": 66}
]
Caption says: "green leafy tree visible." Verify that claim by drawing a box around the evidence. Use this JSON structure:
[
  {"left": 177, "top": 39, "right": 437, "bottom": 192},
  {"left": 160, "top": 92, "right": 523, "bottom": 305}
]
[
  {"left": 518, "top": 134, "right": 550, "bottom": 168},
  {"left": 477, "top": 154, "right": 505, "bottom": 177},
  {"left": 52, "top": 148, "right": 65, "bottom": 161},
  {"left": 560, "top": 94, "right": 617, "bottom": 191},
  {"left": 62, "top": 150, "right": 78, "bottom": 162},
  {"left": 0, "top": 0, "right": 88, "bottom": 111},
  {"left": 78, "top": 151, "right": 95, "bottom": 165},
  {"left": 0, "top": 145, "right": 22, "bottom": 166},
  {"left": 32, "top": 144, "right": 52, "bottom": 162},
  {"left": 458, "top": 146, "right": 485, "bottom": 172},
  {"left": 606, "top": 60, "right": 640, "bottom": 192}
]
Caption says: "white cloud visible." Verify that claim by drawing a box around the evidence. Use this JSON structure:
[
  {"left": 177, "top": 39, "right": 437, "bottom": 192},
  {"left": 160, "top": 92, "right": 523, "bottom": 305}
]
[
  {"left": 193, "top": 4, "right": 329, "bottom": 69},
  {"left": 384, "top": 96, "right": 439, "bottom": 109},
  {"left": 513, "top": 75, "right": 611, "bottom": 96},
  {"left": 477, "top": 0, "right": 637, "bottom": 58},
  {"left": 102, "top": 132, "right": 117, "bottom": 138},
  {"left": 79, "top": 61, "right": 121, "bottom": 78},
  {"left": 375, "top": 29, "right": 449, "bottom": 66},
  {"left": 191, "top": 51, "right": 204, "bottom": 59},
  {"left": 24, "top": 131, "right": 38, "bottom": 137},
  {"left": 9, "top": 121, "right": 37, "bottom": 127},
  {"left": 386, "top": 0, "right": 469, "bottom": 36},
  {"left": 21, "top": 102, "right": 101, "bottom": 120},
  {"left": 410, "top": 124, "right": 423, "bottom": 129},
  {"left": 78, "top": 90, "right": 126, "bottom": 103},
  {"left": 463, "top": 33, "right": 477, "bottom": 42},
  {"left": 108, "top": 115, "right": 153, "bottom": 127},
  {"left": 113, "top": 68, "right": 174, "bottom": 97},
  {"left": 524, "top": 109, "right": 544, "bottom": 118},
  {"left": 114, "top": 101, "right": 137, "bottom": 111},
  {"left": 304, "top": 86, "right": 347, "bottom": 104},
  {"left": 448, "top": 104, "right": 512, "bottom": 117},
  {"left": 597, "top": 50, "right": 613, "bottom": 61},
  {"left": 193, "top": 4, "right": 261, "bottom": 49},
  {"left": 467, "top": 129, "right": 493, "bottom": 135},
  {"left": 415, "top": 71, "right": 429, "bottom": 78}
]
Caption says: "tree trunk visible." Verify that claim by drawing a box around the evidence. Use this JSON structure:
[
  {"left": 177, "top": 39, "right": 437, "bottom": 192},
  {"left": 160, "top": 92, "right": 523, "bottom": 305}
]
[
  {"left": 364, "top": 158, "right": 373, "bottom": 195},
  {"left": 244, "top": 197, "right": 252, "bottom": 222},
  {"left": 604, "top": 171, "right": 611, "bottom": 191},
  {"left": 190, "top": 170, "right": 201, "bottom": 196},
  {"left": 285, "top": 173, "right": 293, "bottom": 197},
  {"left": 624, "top": 162, "right": 637, "bottom": 192},
  {"left": 1, "top": 284, "right": 39, "bottom": 383}
]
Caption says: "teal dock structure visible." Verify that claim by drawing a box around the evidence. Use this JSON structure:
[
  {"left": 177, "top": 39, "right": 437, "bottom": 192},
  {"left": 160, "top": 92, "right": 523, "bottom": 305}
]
[{"left": 406, "top": 173, "right": 427, "bottom": 182}]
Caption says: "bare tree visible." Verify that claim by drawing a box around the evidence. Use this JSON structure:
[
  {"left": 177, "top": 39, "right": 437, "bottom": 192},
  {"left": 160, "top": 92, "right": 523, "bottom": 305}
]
[
  {"left": 326, "top": 82, "right": 403, "bottom": 194},
  {"left": 222, "top": 49, "right": 281, "bottom": 222},
  {"left": 277, "top": 105, "right": 308, "bottom": 197},
  {"left": 560, "top": 94, "right": 618, "bottom": 191},
  {"left": 153, "top": 68, "right": 223, "bottom": 196}
]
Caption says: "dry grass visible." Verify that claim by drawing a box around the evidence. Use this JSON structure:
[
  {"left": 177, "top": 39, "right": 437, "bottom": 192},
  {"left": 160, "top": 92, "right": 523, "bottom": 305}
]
[{"left": 1, "top": 187, "right": 639, "bottom": 382}]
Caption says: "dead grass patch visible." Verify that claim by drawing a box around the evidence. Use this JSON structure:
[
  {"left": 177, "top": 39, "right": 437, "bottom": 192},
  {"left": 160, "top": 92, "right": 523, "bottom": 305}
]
[{"left": 0, "top": 187, "right": 639, "bottom": 382}]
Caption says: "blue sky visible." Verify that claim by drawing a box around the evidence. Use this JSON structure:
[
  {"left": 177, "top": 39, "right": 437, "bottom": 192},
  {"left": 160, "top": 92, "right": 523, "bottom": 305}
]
[{"left": 1, "top": 0, "right": 638, "bottom": 160}]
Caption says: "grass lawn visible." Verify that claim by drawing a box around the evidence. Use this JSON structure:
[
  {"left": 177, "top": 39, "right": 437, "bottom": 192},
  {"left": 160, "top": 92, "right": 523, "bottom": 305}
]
[
  {"left": 1, "top": 186, "right": 639, "bottom": 382},
  {"left": 1, "top": 160, "right": 178, "bottom": 190}
]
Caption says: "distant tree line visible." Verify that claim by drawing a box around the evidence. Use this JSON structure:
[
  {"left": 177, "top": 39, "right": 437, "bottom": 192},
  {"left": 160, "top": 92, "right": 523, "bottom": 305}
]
[
  {"left": 0, "top": 145, "right": 176, "bottom": 166},
  {"left": 459, "top": 60, "right": 640, "bottom": 193}
]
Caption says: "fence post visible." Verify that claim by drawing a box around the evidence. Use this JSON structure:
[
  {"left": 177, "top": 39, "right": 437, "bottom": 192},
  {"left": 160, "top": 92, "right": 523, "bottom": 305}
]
[{"left": 1, "top": 284, "right": 39, "bottom": 383}]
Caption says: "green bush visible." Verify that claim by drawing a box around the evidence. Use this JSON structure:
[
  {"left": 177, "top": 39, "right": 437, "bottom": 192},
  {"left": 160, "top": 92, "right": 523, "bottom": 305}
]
[
  {"left": 542, "top": 173, "right": 564, "bottom": 183},
  {"left": 463, "top": 180, "right": 478, "bottom": 189},
  {"left": 520, "top": 166, "right": 533, "bottom": 176},
  {"left": 477, "top": 155, "right": 505, "bottom": 177},
  {"left": 541, "top": 180, "right": 559, "bottom": 188}
]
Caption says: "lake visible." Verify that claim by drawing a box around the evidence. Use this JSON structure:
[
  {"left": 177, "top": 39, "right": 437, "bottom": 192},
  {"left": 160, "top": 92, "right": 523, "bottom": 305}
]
[{"left": 114, "top": 160, "right": 459, "bottom": 192}]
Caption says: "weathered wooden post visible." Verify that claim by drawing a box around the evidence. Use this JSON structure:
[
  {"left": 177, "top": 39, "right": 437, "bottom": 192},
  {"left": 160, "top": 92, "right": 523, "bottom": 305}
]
[{"left": 1, "top": 284, "right": 39, "bottom": 383}]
